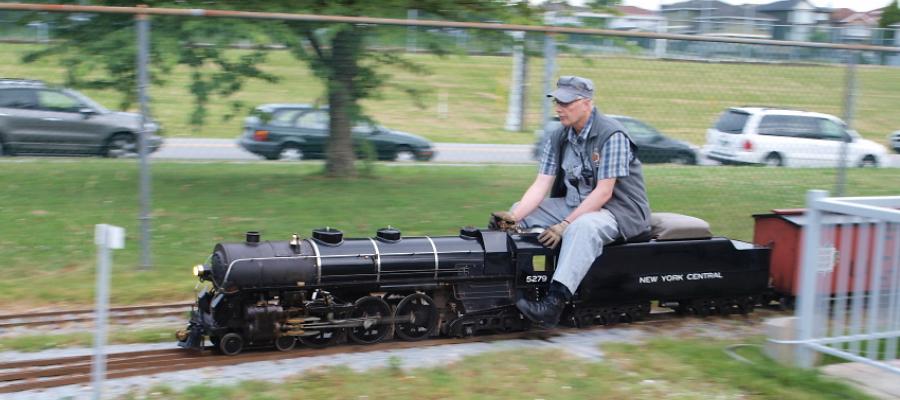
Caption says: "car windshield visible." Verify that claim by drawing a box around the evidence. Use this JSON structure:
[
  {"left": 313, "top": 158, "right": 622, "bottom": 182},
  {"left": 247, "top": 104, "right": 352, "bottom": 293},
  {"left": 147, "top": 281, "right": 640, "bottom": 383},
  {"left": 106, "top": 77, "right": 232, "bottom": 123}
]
[
  {"left": 714, "top": 110, "right": 749, "bottom": 134},
  {"left": 64, "top": 89, "right": 109, "bottom": 113}
]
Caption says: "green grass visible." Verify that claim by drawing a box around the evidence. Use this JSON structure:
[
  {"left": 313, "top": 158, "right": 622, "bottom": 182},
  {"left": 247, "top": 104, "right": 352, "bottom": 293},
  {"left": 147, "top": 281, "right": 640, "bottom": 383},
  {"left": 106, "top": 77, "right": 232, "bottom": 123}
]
[
  {"left": 1, "top": 43, "right": 898, "bottom": 146},
  {"left": 122, "top": 337, "right": 874, "bottom": 399},
  {"left": 0, "top": 326, "right": 180, "bottom": 352},
  {"left": 0, "top": 160, "right": 896, "bottom": 308}
]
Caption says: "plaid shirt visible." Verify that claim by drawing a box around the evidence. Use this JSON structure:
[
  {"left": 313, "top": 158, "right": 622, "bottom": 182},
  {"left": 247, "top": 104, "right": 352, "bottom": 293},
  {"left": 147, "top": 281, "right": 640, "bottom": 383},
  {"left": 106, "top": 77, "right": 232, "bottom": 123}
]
[{"left": 538, "top": 114, "right": 633, "bottom": 206}]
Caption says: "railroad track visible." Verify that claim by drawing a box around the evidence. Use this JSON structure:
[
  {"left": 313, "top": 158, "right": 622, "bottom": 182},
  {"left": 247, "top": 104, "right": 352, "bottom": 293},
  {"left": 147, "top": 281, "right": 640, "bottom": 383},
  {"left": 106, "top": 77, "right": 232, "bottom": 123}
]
[
  {"left": 0, "top": 302, "right": 193, "bottom": 329},
  {"left": 0, "top": 310, "right": 714, "bottom": 394}
]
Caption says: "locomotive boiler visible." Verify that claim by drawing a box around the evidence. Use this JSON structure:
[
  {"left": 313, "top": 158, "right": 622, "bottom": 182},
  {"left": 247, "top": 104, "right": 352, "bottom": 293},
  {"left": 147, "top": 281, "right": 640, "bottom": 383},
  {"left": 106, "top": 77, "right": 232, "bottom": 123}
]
[{"left": 177, "top": 215, "right": 770, "bottom": 355}]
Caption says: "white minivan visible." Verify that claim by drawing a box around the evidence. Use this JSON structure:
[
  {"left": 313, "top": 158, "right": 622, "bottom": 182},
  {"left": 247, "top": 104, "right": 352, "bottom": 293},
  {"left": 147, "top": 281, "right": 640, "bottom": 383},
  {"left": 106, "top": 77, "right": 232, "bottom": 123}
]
[{"left": 704, "top": 107, "right": 887, "bottom": 167}]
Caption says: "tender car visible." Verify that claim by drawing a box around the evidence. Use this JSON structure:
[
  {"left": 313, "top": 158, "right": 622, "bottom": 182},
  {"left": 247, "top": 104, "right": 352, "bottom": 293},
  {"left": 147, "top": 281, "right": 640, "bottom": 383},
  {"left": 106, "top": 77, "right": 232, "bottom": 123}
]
[
  {"left": 533, "top": 115, "right": 699, "bottom": 165},
  {"left": 890, "top": 130, "right": 900, "bottom": 153},
  {"left": 704, "top": 107, "right": 887, "bottom": 167},
  {"left": 0, "top": 78, "right": 162, "bottom": 157},
  {"left": 238, "top": 104, "right": 435, "bottom": 161}
]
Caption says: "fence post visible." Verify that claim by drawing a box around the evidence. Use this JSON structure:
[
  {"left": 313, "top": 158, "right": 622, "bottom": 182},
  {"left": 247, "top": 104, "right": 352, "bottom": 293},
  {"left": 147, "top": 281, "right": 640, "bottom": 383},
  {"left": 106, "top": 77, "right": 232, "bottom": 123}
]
[
  {"left": 542, "top": 33, "right": 556, "bottom": 129},
  {"left": 136, "top": 6, "right": 153, "bottom": 269},
  {"left": 796, "top": 189, "right": 827, "bottom": 369},
  {"left": 92, "top": 224, "right": 125, "bottom": 400},
  {"left": 835, "top": 50, "right": 856, "bottom": 196},
  {"left": 505, "top": 31, "right": 527, "bottom": 132},
  {"left": 407, "top": 9, "right": 417, "bottom": 53}
]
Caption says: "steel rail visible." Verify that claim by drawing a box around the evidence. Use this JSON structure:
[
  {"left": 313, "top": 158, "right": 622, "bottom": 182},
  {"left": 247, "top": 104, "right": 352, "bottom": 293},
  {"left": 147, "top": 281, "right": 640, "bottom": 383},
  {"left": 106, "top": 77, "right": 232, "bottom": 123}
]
[{"left": 0, "top": 3, "right": 898, "bottom": 52}]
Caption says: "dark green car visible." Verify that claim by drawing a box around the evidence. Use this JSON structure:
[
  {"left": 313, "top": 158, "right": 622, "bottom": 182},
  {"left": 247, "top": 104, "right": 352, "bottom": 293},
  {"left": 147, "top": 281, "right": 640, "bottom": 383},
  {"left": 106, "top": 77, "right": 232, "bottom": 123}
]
[{"left": 237, "top": 104, "right": 435, "bottom": 161}]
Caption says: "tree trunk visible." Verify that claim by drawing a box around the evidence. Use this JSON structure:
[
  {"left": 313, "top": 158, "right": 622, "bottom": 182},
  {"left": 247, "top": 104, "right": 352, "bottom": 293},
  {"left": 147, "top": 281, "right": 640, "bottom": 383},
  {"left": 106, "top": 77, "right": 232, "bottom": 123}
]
[{"left": 325, "top": 27, "right": 363, "bottom": 177}]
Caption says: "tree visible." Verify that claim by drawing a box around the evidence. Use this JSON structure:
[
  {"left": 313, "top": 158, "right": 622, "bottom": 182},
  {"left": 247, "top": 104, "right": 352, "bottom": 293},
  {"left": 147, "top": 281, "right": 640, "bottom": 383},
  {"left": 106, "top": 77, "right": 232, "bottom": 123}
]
[
  {"left": 21, "top": 2, "right": 278, "bottom": 129},
  {"left": 881, "top": 0, "right": 900, "bottom": 42},
  {"left": 266, "top": 1, "right": 532, "bottom": 176},
  {"left": 586, "top": 0, "right": 622, "bottom": 9},
  {"left": 22, "top": 1, "right": 533, "bottom": 177},
  {"left": 880, "top": 0, "right": 900, "bottom": 28}
]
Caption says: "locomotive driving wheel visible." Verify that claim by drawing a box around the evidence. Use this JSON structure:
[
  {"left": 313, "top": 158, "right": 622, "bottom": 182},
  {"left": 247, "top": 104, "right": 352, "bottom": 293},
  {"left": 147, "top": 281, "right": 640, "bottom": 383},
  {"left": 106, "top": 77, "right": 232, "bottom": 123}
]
[
  {"left": 349, "top": 296, "right": 393, "bottom": 345},
  {"left": 218, "top": 332, "right": 244, "bottom": 356},
  {"left": 299, "top": 328, "right": 341, "bottom": 348},
  {"left": 274, "top": 336, "right": 297, "bottom": 352},
  {"left": 394, "top": 293, "right": 438, "bottom": 341}
]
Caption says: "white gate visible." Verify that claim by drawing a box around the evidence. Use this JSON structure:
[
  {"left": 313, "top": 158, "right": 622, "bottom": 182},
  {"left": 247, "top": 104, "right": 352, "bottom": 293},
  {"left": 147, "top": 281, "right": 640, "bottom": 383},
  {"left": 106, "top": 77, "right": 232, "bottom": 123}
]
[{"left": 795, "top": 190, "right": 900, "bottom": 374}]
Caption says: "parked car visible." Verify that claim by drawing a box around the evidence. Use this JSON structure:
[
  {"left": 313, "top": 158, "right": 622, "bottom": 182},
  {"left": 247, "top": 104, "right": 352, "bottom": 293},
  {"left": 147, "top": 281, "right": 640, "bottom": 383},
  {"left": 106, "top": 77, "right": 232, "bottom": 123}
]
[
  {"left": 533, "top": 115, "right": 699, "bottom": 165},
  {"left": 704, "top": 107, "right": 887, "bottom": 167},
  {"left": 890, "top": 130, "right": 900, "bottom": 153},
  {"left": 238, "top": 104, "right": 435, "bottom": 161},
  {"left": 0, "top": 78, "right": 162, "bottom": 157}
]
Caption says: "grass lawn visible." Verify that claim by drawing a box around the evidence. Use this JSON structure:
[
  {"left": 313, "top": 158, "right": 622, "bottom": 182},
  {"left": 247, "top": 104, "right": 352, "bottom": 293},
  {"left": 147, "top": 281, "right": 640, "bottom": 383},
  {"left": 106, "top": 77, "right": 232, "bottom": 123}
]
[
  {"left": 0, "top": 159, "right": 896, "bottom": 308},
  {"left": 1, "top": 43, "right": 898, "bottom": 146},
  {"left": 126, "top": 337, "right": 874, "bottom": 400}
]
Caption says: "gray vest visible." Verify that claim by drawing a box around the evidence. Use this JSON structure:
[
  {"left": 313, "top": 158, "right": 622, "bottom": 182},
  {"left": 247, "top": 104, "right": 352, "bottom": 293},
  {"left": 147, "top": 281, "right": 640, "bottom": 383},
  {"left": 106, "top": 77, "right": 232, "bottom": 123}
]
[{"left": 549, "top": 109, "right": 652, "bottom": 241}]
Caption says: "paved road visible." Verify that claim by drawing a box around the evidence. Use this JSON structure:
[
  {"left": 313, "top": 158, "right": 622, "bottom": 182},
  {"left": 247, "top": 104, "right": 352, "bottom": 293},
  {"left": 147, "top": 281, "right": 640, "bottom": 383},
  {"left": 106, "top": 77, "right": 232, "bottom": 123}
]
[
  {"left": 153, "top": 138, "right": 900, "bottom": 167},
  {"left": 152, "top": 138, "right": 538, "bottom": 164}
]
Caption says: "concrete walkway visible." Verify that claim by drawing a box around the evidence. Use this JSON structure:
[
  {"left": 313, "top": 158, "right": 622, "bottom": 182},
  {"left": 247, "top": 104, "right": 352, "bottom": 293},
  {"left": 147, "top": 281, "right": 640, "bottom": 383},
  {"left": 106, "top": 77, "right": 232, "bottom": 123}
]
[{"left": 821, "top": 360, "right": 900, "bottom": 399}]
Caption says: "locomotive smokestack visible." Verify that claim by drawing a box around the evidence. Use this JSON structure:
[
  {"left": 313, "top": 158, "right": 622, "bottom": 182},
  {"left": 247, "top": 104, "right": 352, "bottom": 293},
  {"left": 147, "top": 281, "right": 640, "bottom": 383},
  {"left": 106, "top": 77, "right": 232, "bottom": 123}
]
[{"left": 245, "top": 231, "right": 261, "bottom": 244}]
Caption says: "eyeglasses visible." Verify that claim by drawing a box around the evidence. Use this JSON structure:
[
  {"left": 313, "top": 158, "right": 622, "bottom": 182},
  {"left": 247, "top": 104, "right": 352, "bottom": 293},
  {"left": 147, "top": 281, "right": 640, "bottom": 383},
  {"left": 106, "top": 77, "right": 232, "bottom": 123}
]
[{"left": 553, "top": 98, "right": 583, "bottom": 108}]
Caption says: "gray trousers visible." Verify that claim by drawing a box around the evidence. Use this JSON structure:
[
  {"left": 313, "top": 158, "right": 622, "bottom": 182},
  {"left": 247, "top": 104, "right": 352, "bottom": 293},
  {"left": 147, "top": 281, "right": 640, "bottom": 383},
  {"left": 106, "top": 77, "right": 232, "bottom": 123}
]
[{"left": 514, "top": 198, "right": 620, "bottom": 294}]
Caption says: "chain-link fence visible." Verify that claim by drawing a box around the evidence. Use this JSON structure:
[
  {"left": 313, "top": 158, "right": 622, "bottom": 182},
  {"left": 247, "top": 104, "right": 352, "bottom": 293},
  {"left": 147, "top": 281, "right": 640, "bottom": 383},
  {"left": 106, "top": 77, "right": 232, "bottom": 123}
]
[{"left": 0, "top": 4, "right": 898, "bottom": 251}]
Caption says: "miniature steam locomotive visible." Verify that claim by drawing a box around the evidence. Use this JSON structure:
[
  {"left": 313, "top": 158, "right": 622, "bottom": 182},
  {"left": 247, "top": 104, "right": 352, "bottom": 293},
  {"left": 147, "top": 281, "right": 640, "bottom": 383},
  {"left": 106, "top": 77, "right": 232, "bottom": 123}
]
[{"left": 177, "top": 215, "right": 770, "bottom": 355}]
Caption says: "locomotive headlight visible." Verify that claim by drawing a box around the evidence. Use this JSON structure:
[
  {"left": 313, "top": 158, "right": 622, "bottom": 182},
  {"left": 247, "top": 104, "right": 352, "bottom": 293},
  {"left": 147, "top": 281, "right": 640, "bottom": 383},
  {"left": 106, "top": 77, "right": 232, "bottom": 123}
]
[{"left": 193, "top": 264, "right": 207, "bottom": 280}]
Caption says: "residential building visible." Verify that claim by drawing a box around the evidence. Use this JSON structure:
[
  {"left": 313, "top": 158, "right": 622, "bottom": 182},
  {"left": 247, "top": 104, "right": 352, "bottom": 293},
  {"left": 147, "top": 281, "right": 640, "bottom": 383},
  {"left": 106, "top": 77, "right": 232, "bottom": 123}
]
[
  {"left": 661, "top": 0, "right": 777, "bottom": 37},
  {"left": 755, "top": 0, "right": 832, "bottom": 41}
]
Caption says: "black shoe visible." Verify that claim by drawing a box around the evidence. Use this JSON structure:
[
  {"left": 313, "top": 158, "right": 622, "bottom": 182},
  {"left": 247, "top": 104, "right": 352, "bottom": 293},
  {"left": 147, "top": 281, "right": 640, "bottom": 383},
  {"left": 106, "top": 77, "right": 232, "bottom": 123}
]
[{"left": 515, "top": 291, "right": 565, "bottom": 327}]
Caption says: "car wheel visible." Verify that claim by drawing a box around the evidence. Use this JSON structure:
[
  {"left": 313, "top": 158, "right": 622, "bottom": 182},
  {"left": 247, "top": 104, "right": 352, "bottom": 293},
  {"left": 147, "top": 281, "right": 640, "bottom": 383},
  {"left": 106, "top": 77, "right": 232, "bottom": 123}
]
[
  {"left": 858, "top": 155, "right": 878, "bottom": 168},
  {"left": 105, "top": 133, "right": 138, "bottom": 158},
  {"left": 277, "top": 143, "right": 304, "bottom": 161},
  {"left": 394, "top": 145, "right": 416, "bottom": 162},
  {"left": 671, "top": 152, "right": 696, "bottom": 165},
  {"left": 763, "top": 153, "right": 783, "bottom": 167}
]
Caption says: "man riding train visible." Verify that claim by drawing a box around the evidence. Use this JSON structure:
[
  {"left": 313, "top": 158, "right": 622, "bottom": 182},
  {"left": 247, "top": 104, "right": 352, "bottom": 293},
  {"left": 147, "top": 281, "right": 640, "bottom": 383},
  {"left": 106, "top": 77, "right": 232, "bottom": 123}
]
[{"left": 490, "top": 75, "right": 651, "bottom": 326}]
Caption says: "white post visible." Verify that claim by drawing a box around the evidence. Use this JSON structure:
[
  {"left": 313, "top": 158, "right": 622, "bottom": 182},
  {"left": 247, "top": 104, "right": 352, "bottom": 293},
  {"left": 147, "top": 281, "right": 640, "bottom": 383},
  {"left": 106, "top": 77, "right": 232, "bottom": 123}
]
[
  {"left": 92, "top": 224, "right": 125, "bottom": 400},
  {"left": 795, "top": 190, "right": 827, "bottom": 368},
  {"left": 505, "top": 31, "right": 527, "bottom": 132}
]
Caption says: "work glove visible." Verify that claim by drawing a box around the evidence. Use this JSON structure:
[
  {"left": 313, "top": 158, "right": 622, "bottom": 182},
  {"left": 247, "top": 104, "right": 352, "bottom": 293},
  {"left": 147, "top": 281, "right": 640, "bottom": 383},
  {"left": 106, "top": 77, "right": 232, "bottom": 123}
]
[
  {"left": 538, "top": 220, "right": 570, "bottom": 249},
  {"left": 489, "top": 211, "right": 518, "bottom": 232}
]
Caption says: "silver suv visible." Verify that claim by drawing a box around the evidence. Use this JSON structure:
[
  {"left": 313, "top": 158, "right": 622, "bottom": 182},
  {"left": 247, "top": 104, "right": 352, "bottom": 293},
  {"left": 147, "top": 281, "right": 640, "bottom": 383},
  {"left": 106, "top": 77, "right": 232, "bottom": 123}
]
[{"left": 0, "top": 78, "right": 162, "bottom": 157}]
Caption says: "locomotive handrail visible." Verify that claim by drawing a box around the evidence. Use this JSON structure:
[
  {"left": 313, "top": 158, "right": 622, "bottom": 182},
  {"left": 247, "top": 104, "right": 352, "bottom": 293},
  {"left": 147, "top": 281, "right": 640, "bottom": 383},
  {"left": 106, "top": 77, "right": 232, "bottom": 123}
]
[
  {"left": 426, "top": 236, "right": 439, "bottom": 280},
  {"left": 368, "top": 238, "right": 382, "bottom": 283},
  {"left": 309, "top": 239, "right": 322, "bottom": 285}
]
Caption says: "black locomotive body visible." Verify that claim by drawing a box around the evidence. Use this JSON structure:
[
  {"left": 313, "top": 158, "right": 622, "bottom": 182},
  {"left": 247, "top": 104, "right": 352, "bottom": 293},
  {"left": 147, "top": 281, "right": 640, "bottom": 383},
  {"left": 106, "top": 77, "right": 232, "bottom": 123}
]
[{"left": 177, "top": 223, "right": 770, "bottom": 355}]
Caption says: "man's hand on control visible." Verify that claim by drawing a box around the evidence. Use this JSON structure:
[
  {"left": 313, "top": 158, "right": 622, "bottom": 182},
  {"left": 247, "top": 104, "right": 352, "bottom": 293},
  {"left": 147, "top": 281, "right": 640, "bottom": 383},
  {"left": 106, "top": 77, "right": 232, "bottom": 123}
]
[
  {"left": 489, "top": 211, "right": 518, "bottom": 232},
  {"left": 538, "top": 220, "right": 570, "bottom": 249}
]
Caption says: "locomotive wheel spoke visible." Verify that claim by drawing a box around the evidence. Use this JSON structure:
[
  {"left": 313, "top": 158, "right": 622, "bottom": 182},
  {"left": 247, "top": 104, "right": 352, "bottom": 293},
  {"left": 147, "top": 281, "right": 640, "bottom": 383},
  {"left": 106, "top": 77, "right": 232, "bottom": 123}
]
[
  {"left": 395, "top": 293, "right": 438, "bottom": 341},
  {"left": 299, "top": 328, "right": 341, "bottom": 349},
  {"left": 349, "top": 296, "right": 393, "bottom": 345}
]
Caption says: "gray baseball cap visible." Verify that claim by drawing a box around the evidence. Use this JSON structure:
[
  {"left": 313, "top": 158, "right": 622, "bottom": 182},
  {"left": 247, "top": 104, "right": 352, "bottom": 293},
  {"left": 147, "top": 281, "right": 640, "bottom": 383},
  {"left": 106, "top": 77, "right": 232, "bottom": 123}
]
[{"left": 547, "top": 76, "right": 594, "bottom": 103}]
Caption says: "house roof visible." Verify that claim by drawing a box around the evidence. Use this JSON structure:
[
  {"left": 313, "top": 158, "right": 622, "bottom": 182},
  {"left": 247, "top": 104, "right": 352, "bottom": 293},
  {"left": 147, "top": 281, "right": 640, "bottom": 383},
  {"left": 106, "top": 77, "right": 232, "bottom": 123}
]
[
  {"left": 830, "top": 7, "right": 879, "bottom": 25},
  {"left": 615, "top": 5, "right": 657, "bottom": 16},
  {"left": 830, "top": 7, "right": 856, "bottom": 21},
  {"left": 756, "top": 0, "right": 829, "bottom": 13}
]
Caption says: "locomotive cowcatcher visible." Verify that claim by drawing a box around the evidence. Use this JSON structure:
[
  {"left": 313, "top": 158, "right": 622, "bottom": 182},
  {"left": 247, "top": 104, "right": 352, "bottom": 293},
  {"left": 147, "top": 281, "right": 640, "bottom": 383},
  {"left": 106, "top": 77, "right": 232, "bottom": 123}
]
[{"left": 177, "top": 219, "right": 770, "bottom": 355}]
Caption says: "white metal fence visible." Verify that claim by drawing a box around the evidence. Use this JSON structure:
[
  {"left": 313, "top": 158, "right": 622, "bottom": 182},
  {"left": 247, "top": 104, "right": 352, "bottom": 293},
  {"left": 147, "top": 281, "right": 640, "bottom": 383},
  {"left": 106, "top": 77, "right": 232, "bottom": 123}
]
[{"left": 795, "top": 190, "right": 900, "bottom": 374}]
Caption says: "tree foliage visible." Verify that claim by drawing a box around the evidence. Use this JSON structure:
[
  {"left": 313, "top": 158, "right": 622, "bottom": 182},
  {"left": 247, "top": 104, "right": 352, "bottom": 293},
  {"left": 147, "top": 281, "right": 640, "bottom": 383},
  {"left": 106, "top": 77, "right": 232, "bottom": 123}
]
[
  {"left": 880, "top": 0, "right": 900, "bottom": 29},
  {"left": 20, "top": 1, "right": 534, "bottom": 177}
]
